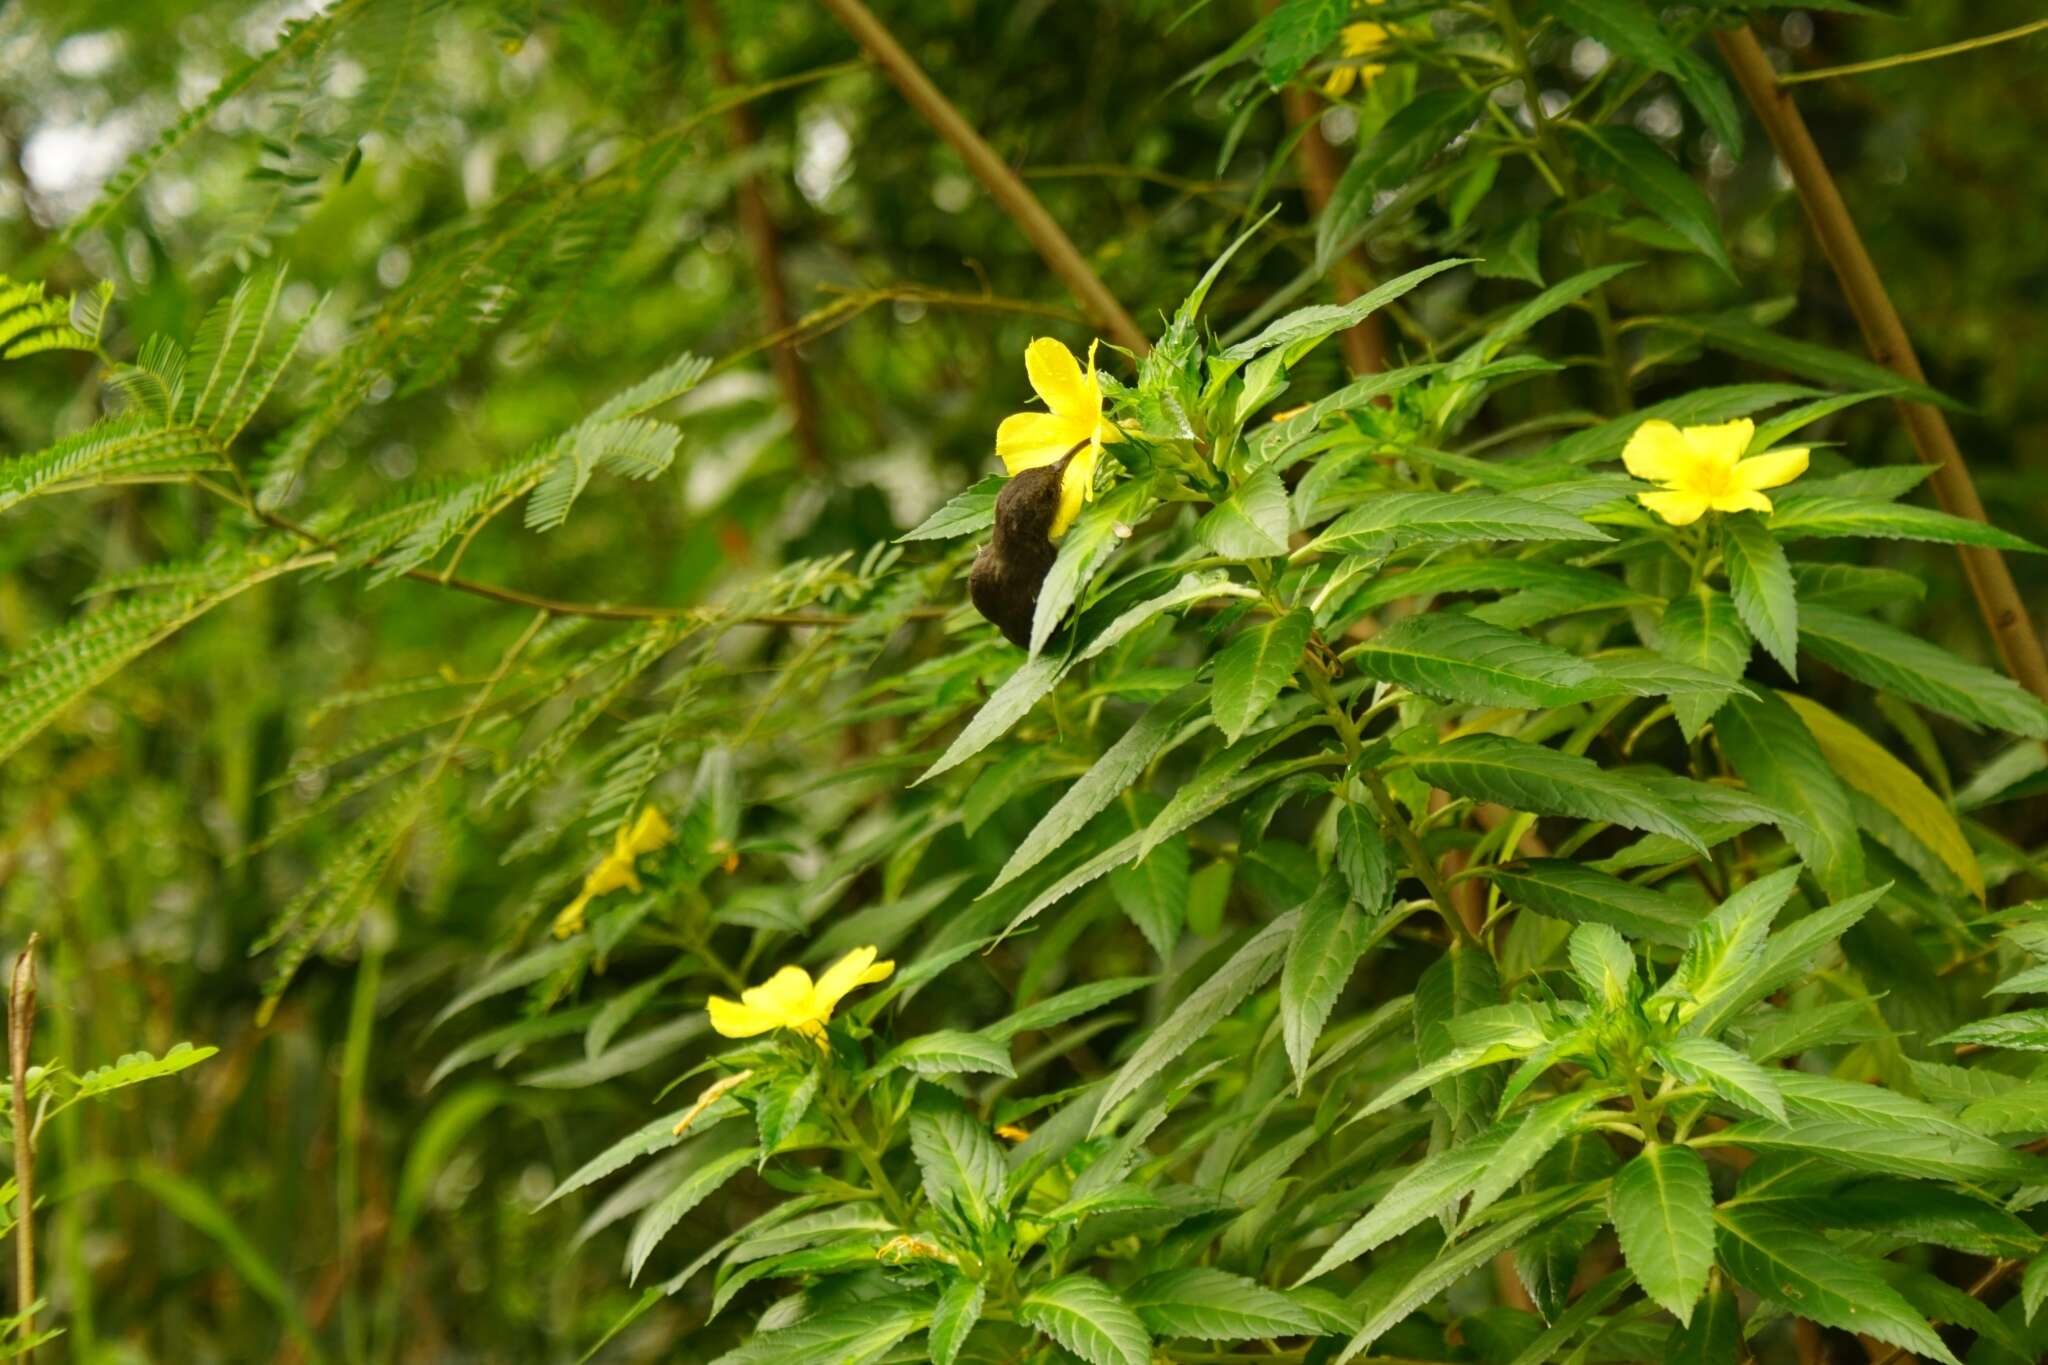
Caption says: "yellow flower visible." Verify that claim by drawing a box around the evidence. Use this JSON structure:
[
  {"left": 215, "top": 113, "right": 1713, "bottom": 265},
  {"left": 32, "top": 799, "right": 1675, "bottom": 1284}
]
[
  {"left": 706, "top": 945, "right": 895, "bottom": 1044},
  {"left": 995, "top": 337, "right": 1120, "bottom": 540},
  {"left": 995, "top": 1122, "right": 1032, "bottom": 1143},
  {"left": 1324, "top": 5, "right": 1392, "bottom": 97},
  {"left": 1622, "top": 418, "right": 1808, "bottom": 526},
  {"left": 550, "top": 806, "right": 674, "bottom": 938}
]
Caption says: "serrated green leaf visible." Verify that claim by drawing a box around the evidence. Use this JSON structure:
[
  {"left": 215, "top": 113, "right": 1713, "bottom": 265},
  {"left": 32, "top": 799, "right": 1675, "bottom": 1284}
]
[
  {"left": 1196, "top": 465, "right": 1291, "bottom": 558},
  {"left": 1401, "top": 734, "right": 1709, "bottom": 853},
  {"left": 1714, "top": 690, "right": 1866, "bottom": 899},
  {"left": 1346, "top": 612, "right": 1609, "bottom": 708},
  {"left": 1799, "top": 603, "right": 2048, "bottom": 738},
  {"left": 1019, "top": 1276, "right": 1153, "bottom": 1365},
  {"left": 1127, "top": 1267, "right": 1321, "bottom": 1340},
  {"left": 1487, "top": 859, "right": 1702, "bottom": 946},
  {"left": 873, "top": 1030, "right": 1015, "bottom": 1078},
  {"left": 1212, "top": 608, "right": 1312, "bottom": 743},
  {"left": 1282, "top": 876, "right": 1368, "bottom": 1083},
  {"left": 1656, "top": 585, "right": 1751, "bottom": 739},
  {"left": 1657, "top": 1037, "right": 1786, "bottom": 1121},
  {"left": 929, "top": 1276, "right": 985, "bottom": 1365},
  {"left": 909, "top": 1097, "right": 1006, "bottom": 1232},
  {"left": 1306, "top": 491, "right": 1612, "bottom": 556},
  {"left": 1612, "top": 1143, "right": 1715, "bottom": 1325},
  {"left": 1571, "top": 125, "right": 1732, "bottom": 277},
  {"left": 1770, "top": 495, "right": 2042, "bottom": 551},
  {"left": 1722, "top": 513, "right": 1797, "bottom": 674}
]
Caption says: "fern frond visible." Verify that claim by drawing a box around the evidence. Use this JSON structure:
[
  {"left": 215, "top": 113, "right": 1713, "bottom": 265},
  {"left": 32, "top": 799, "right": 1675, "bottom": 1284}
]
[
  {"left": 482, "top": 622, "right": 685, "bottom": 810},
  {"left": 184, "top": 269, "right": 288, "bottom": 432},
  {"left": 56, "top": 3, "right": 364, "bottom": 248},
  {"left": 0, "top": 418, "right": 230, "bottom": 512},
  {"left": 0, "top": 552, "right": 316, "bottom": 763},
  {"left": 0, "top": 277, "right": 111, "bottom": 359}
]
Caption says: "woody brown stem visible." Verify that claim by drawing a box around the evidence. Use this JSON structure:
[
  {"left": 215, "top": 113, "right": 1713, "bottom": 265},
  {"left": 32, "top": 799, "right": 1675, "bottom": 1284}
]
[
  {"left": 690, "top": 0, "right": 827, "bottom": 472},
  {"left": 816, "top": 0, "right": 1150, "bottom": 354},
  {"left": 1715, "top": 24, "right": 2048, "bottom": 709},
  {"left": 1270, "top": 3, "right": 1387, "bottom": 376}
]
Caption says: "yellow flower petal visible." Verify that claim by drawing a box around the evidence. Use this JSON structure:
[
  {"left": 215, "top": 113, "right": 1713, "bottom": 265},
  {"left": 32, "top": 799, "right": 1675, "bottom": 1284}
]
[
  {"left": 812, "top": 946, "right": 896, "bottom": 1016},
  {"left": 1707, "top": 488, "right": 1775, "bottom": 515},
  {"left": 551, "top": 889, "right": 595, "bottom": 939},
  {"left": 1322, "top": 65, "right": 1355, "bottom": 98},
  {"left": 1621, "top": 420, "right": 1690, "bottom": 484},
  {"left": 996, "top": 411, "right": 1086, "bottom": 475},
  {"left": 624, "top": 806, "right": 673, "bottom": 856},
  {"left": 1051, "top": 441, "right": 1099, "bottom": 541},
  {"left": 1680, "top": 418, "right": 1753, "bottom": 474},
  {"left": 740, "top": 964, "right": 817, "bottom": 1022},
  {"left": 1639, "top": 490, "right": 1710, "bottom": 525},
  {"left": 1731, "top": 447, "right": 1809, "bottom": 493},
  {"left": 707, "top": 995, "right": 783, "bottom": 1038},
  {"left": 1024, "top": 337, "right": 1094, "bottom": 422}
]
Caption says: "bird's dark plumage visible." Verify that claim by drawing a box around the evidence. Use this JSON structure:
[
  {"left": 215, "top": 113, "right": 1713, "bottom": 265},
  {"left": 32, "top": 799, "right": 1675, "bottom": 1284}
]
[{"left": 969, "top": 455, "right": 1071, "bottom": 649}]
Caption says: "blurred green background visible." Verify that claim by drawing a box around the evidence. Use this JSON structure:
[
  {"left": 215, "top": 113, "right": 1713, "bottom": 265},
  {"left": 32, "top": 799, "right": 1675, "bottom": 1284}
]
[{"left": 1, "top": 1, "right": 2044, "bottom": 1358}]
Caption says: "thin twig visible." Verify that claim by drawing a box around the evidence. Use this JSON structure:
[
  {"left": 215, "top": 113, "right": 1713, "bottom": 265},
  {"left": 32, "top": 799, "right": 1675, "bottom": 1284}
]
[
  {"left": 8, "top": 935, "right": 38, "bottom": 1361},
  {"left": 1715, "top": 25, "right": 2048, "bottom": 709},
  {"left": 690, "top": 0, "right": 827, "bottom": 472},
  {"left": 816, "top": 0, "right": 1150, "bottom": 355},
  {"left": 1777, "top": 18, "right": 2048, "bottom": 86}
]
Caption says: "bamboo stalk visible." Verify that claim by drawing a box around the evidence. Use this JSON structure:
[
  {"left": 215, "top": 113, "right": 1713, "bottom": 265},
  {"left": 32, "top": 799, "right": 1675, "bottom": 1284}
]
[
  {"left": 816, "top": 0, "right": 1149, "bottom": 355},
  {"left": 691, "top": 0, "right": 827, "bottom": 472},
  {"left": 1715, "top": 24, "right": 2048, "bottom": 705}
]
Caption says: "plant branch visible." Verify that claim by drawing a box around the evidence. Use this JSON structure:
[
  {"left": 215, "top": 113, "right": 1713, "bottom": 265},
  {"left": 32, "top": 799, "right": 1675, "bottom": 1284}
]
[
  {"left": 1716, "top": 24, "right": 2048, "bottom": 709},
  {"left": 816, "top": 0, "right": 1150, "bottom": 354},
  {"left": 690, "top": 0, "right": 827, "bottom": 473},
  {"left": 8, "top": 935, "right": 38, "bottom": 1362},
  {"left": 1777, "top": 18, "right": 2048, "bottom": 87}
]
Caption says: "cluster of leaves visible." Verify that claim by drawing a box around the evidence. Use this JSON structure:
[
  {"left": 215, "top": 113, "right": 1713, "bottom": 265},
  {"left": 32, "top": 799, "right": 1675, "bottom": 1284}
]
[{"left": 6, "top": 0, "right": 2048, "bottom": 1361}]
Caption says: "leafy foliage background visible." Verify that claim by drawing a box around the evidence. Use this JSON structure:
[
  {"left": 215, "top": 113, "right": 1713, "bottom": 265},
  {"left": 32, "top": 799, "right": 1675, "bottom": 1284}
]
[{"left": 2, "top": 0, "right": 2047, "bottom": 1361}]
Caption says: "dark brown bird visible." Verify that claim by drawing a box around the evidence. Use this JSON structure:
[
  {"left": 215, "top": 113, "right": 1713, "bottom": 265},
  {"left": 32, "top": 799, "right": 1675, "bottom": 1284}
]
[{"left": 969, "top": 446, "right": 1081, "bottom": 649}]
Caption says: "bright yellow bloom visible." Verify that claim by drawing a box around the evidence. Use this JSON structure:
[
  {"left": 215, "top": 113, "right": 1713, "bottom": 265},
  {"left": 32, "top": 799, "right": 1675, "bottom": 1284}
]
[
  {"left": 550, "top": 806, "right": 674, "bottom": 938},
  {"left": 706, "top": 945, "right": 895, "bottom": 1044},
  {"left": 995, "top": 1122, "right": 1032, "bottom": 1143},
  {"left": 1622, "top": 418, "right": 1808, "bottom": 526},
  {"left": 1324, "top": 4, "right": 1392, "bottom": 97},
  {"left": 995, "top": 337, "right": 1120, "bottom": 540}
]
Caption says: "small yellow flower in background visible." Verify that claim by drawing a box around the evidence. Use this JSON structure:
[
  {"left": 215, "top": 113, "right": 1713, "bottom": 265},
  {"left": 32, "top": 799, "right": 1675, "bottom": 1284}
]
[
  {"left": 1324, "top": 2, "right": 1392, "bottom": 97},
  {"left": 996, "top": 337, "right": 1120, "bottom": 540},
  {"left": 995, "top": 1122, "right": 1032, "bottom": 1143},
  {"left": 551, "top": 806, "right": 674, "bottom": 938},
  {"left": 706, "top": 945, "right": 895, "bottom": 1044},
  {"left": 1623, "top": 417, "right": 1808, "bottom": 526}
]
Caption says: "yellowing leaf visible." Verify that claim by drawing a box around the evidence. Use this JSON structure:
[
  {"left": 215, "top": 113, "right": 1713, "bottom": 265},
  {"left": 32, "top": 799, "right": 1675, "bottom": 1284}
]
[{"left": 1780, "top": 692, "right": 1982, "bottom": 900}]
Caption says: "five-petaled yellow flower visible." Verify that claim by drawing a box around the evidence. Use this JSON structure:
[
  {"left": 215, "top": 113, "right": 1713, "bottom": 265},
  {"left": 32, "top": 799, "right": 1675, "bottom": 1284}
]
[
  {"left": 551, "top": 806, "right": 674, "bottom": 939},
  {"left": 1622, "top": 418, "right": 1808, "bottom": 526},
  {"left": 995, "top": 337, "right": 1120, "bottom": 540},
  {"left": 1324, "top": 4, "right": 1392, "bottom": 97},
  {"left": 707, "top": 945, "right": 895, "bottom": 1044}
]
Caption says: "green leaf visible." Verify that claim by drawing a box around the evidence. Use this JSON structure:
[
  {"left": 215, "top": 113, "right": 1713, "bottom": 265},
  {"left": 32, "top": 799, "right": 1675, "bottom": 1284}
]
[
  {"left": 1401, "top": 734, "right": 1709, "bottom": 853},
  {"left": 1212, "top": 608, "right": 1312, "bottom": 743},
  {"left": 1305, "top": 491, "right": 1612, "bottom": 556},
  {"left": 1715, "top": 1206, "right": 1961, "bottom": 1365},
  {"left": 72, "top": 1041, "right": 218, "bottom": 1098},
  {"left": 1298, "top": 1118, "right": 1515, "bottom": 1281},
  {"left": 1799, "top": 603, "right": 2048, "bottom": 738},
  {"left": 1721, "top": 514, "right": 1797, "bottom": 675},
  {"left": 1655, "top": 1037, "right": 1786, "bottom": 1121},
  {"left": 1666, "top": 313, "right": 1954, "bottom": 408},
  {"left": 1706, "top": 1113, "right": 2042, "bottom": 1184},
  {"left": 1568, "top": 923, "right": 1635, "bottom": 1009},
  {"left": 1415, "top": 943, "right": 1508, "bottom": 1130},
  {"left": 1570, "top": 125, "right": 1732, "bottom": 278},
  {"left": 1656, "top": 584, "right": 1751, "bottom": 740},
  {"left": 983, "top": 977, "right": 1154, "bottom": 1043},
  {"left": 1937, "top": 1010, "right": 2048, "bottom": 1052},
  {"left": 1336, "top": 1205, "right": 1557, "bottom": 1361},
  {"left": 1030, "top": 480, "right": 1155, "bottom": 655},
  {"left": 1109, "top": 829, "right": 1191, "bottom": 957},
  {"left": 1196, "top": 465, "right": 1291, "bottom": 558},
  {"left": 1261, "top": 0, "right": 1345, "bottom": 86},
  {"left": 1612, "top": 1143, "right": 1715, "bottom": 1325},
  {"left": 1714, "top": 691, "right": 1866, "bottom": 899},
  {"left": 1346, "top": 612, "right": 1609, "bottom": 709},
  {"left": 929, "top": 1276, "right": 985, "bottom": 1365},
  {"left": 1962, "top": 1081, "right": 2048, "bottom": 1135},
  {"left": 1651, "top": 865, "right": 1801, "bottom": 1033},
  {"left": 1090, "top": 912, "right": 1299, "bottom": 1134},
  {"left": 898, "top": 477, "right": 1001, "bottom": 542},
  {"left": 1458, "top": 1090, "right": 1609, "bottom": 1230},
  {"left": 1282, "top": 877, "right": 1369, "bottom": 1083},
  {"left": 983, "top": 686, "right": 1208, "bottom": 897},
  {"left": 1019, "top": 1276, "right": 1153, "bottom": 1365},
  {"left": 1126, "top": 1267, "right": 1321, "bottom": 1340},
  {"left": 909, "top": 1096, "right": 1006, "bottom": 1232},
  {"left": 1666, "top": 1274, "right": 1739, "bottom": 1365},
  {"left": 625, "top": 1140, "right": 758, "bottom": 1283},
  {"left": 1543, "top": 0, "right": 1741, "bottom": 153},
  {"left": 1781, "top": 692, "right": 1983, "bottom": 900},
  {"left": 1770, "top": 494, "right": 2043, "bottom": 551},
  {"left": 873, "top": 1030, "right": 1015, "bottom": 1079},
  {"left": 1336, "top": 801, "right": 1394, "bottom": 915},
  {"left": 1228, "top": 259, "right": 1476, "bottom": 363},
  {"left": 1487, "top": 859, "right": 1702, "bottom": 946},
  {"left": 709, "top": 1294, "right": 931, "bottom": 1365},
  {"left": 1316, "top": 97, "right": 1483, "bottom": 269}
]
